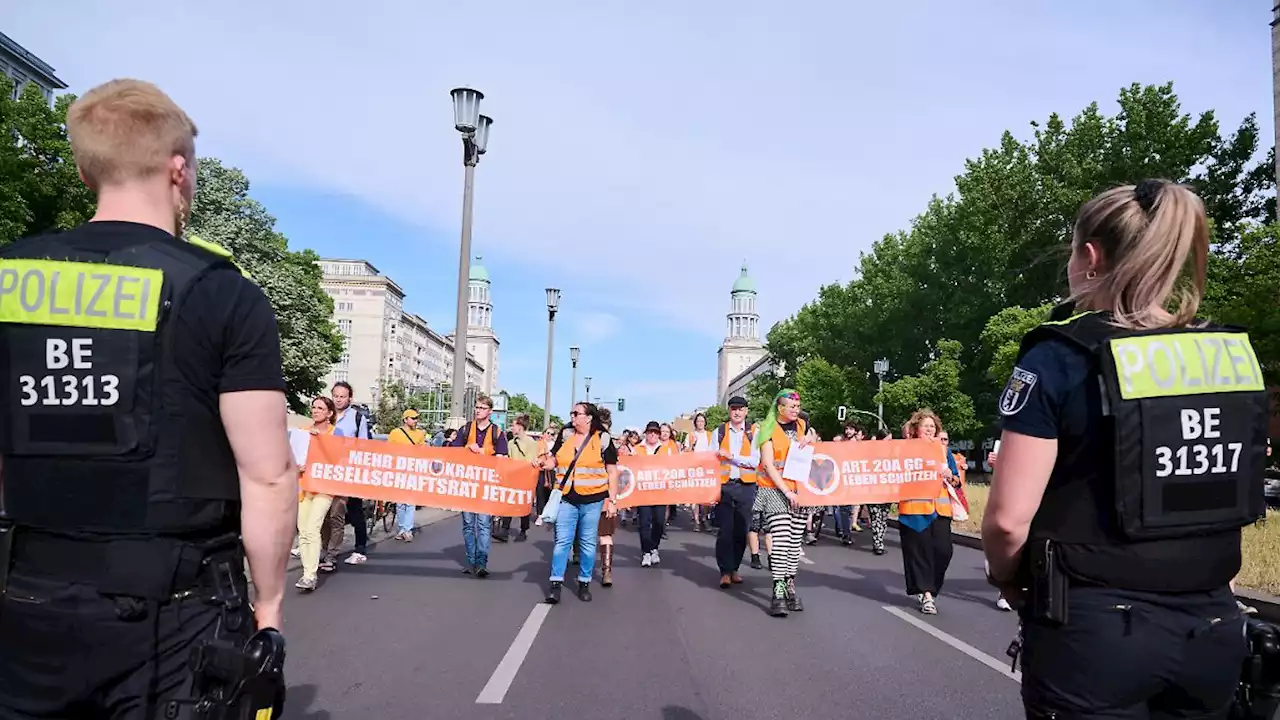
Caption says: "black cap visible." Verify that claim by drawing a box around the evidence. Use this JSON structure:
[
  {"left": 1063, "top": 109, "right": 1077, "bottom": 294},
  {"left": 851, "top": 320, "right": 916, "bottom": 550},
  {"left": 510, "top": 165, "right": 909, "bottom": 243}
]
[
  {"left": 727, "top": 396, "right": 748, "bottom": 409},
  {"left": 644, "top": 421, "right": 662, "bottom": 434}
]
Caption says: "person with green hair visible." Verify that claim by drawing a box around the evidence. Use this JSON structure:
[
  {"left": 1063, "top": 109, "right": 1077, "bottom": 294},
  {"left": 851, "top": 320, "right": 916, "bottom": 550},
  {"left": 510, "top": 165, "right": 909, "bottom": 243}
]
[{"left": 751, "top": 388, "right": 815, "bottom": 617}]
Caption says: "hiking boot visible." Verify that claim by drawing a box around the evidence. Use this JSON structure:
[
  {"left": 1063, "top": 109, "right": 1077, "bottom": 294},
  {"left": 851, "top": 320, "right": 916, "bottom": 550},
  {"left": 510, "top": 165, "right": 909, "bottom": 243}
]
[
  {"left": 577, "top": 581, "right": 593, "bottom": 602},
  {"left": 545, "top": 581, "right": 562, "bottom": 604},
  {"left": 785, "top": 576, "right": 804, "bottom": 612},
  {"left": 769, "top": 580, "right": 789, "bottom": 617},
  {"left": 749, "top": 554, "right": 763, "bottom": 569}
]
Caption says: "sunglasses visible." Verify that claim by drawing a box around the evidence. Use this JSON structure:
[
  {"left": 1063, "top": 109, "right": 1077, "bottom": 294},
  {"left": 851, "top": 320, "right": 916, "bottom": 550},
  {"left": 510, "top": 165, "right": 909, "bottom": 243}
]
[{"left": 570, "top": 411, "right": 584, "bottom": 417}]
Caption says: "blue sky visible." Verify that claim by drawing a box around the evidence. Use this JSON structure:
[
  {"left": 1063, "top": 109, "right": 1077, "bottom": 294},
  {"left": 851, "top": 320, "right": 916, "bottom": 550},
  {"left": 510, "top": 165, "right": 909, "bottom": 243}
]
[{"left": 4, "top": 1, "right": 1273, "bottom": 426}]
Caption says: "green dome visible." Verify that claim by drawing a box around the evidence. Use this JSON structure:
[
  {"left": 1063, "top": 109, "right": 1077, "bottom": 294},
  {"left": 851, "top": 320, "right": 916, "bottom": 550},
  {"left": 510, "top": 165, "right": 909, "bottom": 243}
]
[
  {"left": 731, "top": 263, "right": 755, "bottom": 293},
  {"left": 469, "top": 256, "right": 490, "bottom": 283}
]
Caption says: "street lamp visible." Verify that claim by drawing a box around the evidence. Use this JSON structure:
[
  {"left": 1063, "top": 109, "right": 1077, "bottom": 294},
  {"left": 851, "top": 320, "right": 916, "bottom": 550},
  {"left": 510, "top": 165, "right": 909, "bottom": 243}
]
[
  {"left": 569, "top": 346, "right": 581, "bottom": 407},
  {"left": 873, "top": 358, "right": 890, "bottom": 431},
  {"left": 447, "top": 87, "right": 495, "bottom": 428},
  {"left": 543, "top": 288, "right": 561, "bottom": 429},
  {"left": 584, "top": 376, "right": 592, "bottom": 402}
]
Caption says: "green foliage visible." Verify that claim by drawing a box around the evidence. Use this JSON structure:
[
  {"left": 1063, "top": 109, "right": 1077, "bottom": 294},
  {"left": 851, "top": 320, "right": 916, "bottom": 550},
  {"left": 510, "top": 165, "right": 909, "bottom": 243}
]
[
  {"left": 372, "top": 380, "right": 412, "bottom": 435},
  {"left": 765, "top": 81, "right": 1277, "bottom": 440},
  {"left": 979, "top": 303, "right": 1055, "bottom": 386},
  {"left": 188, "top": 158, "right": 343, "bottom": 413},
  {"left": 793, "top": 357, "right": 850, "bottom": 439},
  {"left": 0, "top": 78, "right": 94, "bottom": 246},
  {"left": 745, "top": 373, "right": 782, "bottom": 425},
  {"left": 504, "top": 392, "right": 563, "bottom": 429},
  {"left": 701, "top": 404, "right": 729, "bottom": 431},
  {"left": 874, "top": 340, "right": 978, "bottom": 438}
]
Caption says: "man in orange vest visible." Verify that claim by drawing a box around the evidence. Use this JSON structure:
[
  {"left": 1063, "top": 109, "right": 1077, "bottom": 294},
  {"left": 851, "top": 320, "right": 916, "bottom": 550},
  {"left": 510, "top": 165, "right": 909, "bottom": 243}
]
[
  {"left": 449, "top": 395, "right": 509, "bottom": 577},
  {"left": 714, "top": 396, "right": 761, "bottom": 588}
]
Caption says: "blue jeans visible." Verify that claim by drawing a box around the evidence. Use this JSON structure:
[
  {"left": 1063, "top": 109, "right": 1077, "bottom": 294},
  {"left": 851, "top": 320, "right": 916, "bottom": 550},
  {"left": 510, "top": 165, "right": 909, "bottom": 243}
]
[
  {"left": 396, "top": 503, "right": 415, "bottom": 534},
  {"left": 461, "top": 512, "right": 492, "bottom": 568},
  {"left": 550, "top": 501, "right": 603, "bottom": 583},
  {"left": 834, "top": 505, "right": 853, "bottom": 537}
]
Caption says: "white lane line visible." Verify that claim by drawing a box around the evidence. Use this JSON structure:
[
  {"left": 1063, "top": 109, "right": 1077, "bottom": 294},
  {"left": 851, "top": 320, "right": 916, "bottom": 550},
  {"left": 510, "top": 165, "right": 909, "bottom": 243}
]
[
  {"left": 882, "top": 605, "right": 1021, "bottom": 683},
  {"left": 475, "top": 603, "right": 552, "bottom": 704},
  {"left": 800, "top": 555, "right": 815, "bottom": 565}
]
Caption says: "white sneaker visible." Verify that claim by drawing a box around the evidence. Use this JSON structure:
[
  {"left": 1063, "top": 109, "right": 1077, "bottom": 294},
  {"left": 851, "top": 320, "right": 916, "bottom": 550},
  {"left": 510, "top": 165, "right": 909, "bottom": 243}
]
[
  {"left": 651, "top": 550, "right": 661, "bottom": 565},
  {"left": 290, "top": 547, "right": 301, "bottom": 558},
  {"left": 535, "top": 517, "right": 544, "bottom": 526},
  {"left": 996, "top": 596, "right": 1012, "bottom": 612},
  {"left": 344, "top": 552, "right": 367, "bottom": 565},
  {"left": 641, "top": 552, "right": 653, "bottom": 567}
]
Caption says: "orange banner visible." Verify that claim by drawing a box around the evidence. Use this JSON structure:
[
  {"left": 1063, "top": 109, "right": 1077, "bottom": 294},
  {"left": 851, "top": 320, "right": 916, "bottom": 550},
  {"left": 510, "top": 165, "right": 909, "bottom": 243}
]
[
  {"left": 793, "top": 438, "right": 949, "bottom": 506},
  {"left": 614, "top": 451, "right": 721, "bottom": 508},
  {"left": 301, "top": 434, "right": 538, "bottom": 517}
]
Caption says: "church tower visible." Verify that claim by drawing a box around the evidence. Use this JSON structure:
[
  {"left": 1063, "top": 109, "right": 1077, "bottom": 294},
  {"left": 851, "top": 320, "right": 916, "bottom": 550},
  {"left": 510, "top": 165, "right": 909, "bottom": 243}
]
[
  {"left": 716, "top": 263, "right": 766, "bottom": 403},
  {"left": 465, "top": 256, "right": 500, "bottom": 395}
]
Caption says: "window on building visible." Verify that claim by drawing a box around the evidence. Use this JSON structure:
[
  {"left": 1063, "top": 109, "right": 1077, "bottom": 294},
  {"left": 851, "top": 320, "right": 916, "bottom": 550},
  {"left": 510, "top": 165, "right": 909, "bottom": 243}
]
[
  {"left": 338, "top": 319, "right": 352, "bottom": 336},
  {"left": 334, "top": 370, "right": 349, "bottom": 383},
  {"left": 339, "top": 352, "right": 350, "bottom": 369}
]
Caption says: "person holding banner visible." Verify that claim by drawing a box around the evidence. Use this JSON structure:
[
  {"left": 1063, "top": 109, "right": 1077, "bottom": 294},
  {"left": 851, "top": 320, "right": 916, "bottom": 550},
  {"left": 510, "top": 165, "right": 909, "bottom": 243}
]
[
  {"left": 714, "top": 397, "right": 761, "bottom": 588},
  {"left": 541, "top": 403, "right": 619, "bottom": 604},
  {"left": 388, "top": 409, "right": 427, "bottom": 543},
  {"left": 753, "top": 389, "right": 814, "bottom": 617},
  {"left": 636, "top": 422, "right": 678, "bottom": 567},
  {"left": 296, "top": 397, "right": 340, "bottom": 592},
  {"left": 863, "top": 430, "right": 892, "bottom": 555},
  {"left": 450, "top": 395, "right": 509, "bottom": 578},
  {"left": 897, "top": 409, "right": 960, "bottom": 615}
]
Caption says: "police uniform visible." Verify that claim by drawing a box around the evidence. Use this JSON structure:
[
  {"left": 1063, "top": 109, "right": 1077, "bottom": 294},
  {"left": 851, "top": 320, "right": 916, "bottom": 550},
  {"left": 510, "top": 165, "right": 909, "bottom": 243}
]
[
  {"left": 0, "top": 221, "right": 287, "bottom": 718},
  {"left": 1001, "top": 309, "right": 1266, "bottom": 718}
]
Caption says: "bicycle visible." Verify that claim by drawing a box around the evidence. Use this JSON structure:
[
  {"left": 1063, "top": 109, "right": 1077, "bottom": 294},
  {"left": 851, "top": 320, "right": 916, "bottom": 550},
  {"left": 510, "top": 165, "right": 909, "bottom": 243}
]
[{"left": 363, "top": 499, "right": 397, "bottom": 535}]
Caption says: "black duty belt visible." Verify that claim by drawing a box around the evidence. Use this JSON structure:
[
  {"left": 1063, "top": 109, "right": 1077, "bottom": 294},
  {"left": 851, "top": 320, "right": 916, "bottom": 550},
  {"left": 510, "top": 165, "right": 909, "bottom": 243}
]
[{"left": 6, "top": 528, "right": 240, "bottom": 600}]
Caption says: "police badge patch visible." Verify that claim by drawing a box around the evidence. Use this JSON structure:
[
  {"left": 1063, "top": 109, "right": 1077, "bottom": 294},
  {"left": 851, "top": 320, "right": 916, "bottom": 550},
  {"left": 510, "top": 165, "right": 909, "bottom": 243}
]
[{"left": 999, "top": 367, "right": 1039, "bottom": 416}]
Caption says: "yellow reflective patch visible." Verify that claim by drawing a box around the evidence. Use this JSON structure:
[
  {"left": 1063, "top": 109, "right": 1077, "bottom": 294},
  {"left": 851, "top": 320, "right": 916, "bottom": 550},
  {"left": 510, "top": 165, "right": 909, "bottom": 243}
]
[
  {"left": 255, "top": 709, "right": 273, "bottom": 720},
  {"left": 1109, "top": 332, "right": 1265, "bottom": 400},
  {"left": 0, "top": 259, "right": 163, "bottom": 332}
]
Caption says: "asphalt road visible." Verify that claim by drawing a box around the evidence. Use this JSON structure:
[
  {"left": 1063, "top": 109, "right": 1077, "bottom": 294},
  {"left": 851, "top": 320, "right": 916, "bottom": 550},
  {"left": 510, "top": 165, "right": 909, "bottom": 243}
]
[{"left": 282, "top": 512, "right": 1025, "bottom": 719}]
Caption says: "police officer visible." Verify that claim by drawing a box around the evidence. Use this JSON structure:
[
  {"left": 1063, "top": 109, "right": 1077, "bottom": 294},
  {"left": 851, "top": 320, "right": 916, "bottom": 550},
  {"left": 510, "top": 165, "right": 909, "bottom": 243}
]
[
  {"left": 982, "top": 180, "right": 1267, "bottom": 718},
  {"left": 0, "top": 79, "right": 297, "bottom": 718}
]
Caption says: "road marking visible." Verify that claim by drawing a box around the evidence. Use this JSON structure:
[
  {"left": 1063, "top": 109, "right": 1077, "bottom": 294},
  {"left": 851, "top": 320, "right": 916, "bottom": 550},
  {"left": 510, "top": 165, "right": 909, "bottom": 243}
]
[
  {"left": 800, "top": 555, "right": 815, "bottom": 565},
  {"left": 476, "top": 603, "right": 552, "bottom": 704},
  {"left": 882, "top": 605, "right": 1021, "bottom": 683}
]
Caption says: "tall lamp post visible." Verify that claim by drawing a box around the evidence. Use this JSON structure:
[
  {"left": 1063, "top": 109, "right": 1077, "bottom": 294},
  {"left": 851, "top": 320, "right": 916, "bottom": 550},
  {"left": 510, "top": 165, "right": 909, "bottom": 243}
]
[
  {"left": 584, "top": 377, "right": 592, "bottom": 405},
  {"left": 569, "top": 346, "right": 581, "bottom": 407},
  {"left": 873, "top": 358, "right": 890, "bottom": 431},
  {"left": 447, "top": 87, "right": 494, "bottom": 428},
  {"left": 543, "top": 288, "right": 561, "bottom": 429}
]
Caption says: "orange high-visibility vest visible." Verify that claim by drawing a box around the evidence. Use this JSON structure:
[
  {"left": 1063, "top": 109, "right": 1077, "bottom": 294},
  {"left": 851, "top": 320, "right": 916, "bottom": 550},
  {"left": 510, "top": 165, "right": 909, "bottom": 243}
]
[
  {"left": 716, "top": 423, "right": 757, "bottom": 484},
  {"left": 757, "top": 418, "right": 807, "bottom": 491}
]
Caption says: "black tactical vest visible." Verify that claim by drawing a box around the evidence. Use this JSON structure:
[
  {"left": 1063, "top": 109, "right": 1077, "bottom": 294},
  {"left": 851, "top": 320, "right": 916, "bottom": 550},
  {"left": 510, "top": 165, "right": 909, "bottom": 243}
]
[
  {"left": 1019, "top": 311, "right": 1268, "bottom": 589},
  {"left": 0, "top": 232, "right": 242, "bottom": 535}
]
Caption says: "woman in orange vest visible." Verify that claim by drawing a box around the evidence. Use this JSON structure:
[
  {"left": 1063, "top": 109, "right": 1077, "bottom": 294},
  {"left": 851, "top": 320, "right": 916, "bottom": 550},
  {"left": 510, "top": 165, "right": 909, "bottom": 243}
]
[
  {"left": 898, "top": 408, "right": 961, "bottom": 615},
  {"left": 296, "top": 396, "right": 338, "bottom": 593},
  {"left": 752, "top": 388, "right": 813, "bottom": 617},
  {"left": 635, "top": 421, "right": 677, "bottom": 566}
]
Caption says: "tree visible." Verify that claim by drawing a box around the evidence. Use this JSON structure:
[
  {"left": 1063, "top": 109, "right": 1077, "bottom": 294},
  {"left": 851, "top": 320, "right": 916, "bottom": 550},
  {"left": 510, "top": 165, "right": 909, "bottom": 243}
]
[
  {"left": 979, "top": 303, "right": 1055, "bottom": 386},
  {"left": 764, "top": 82, "right": 1276, "bottom": 438},
  {"left": 505, "top": 393, "right": 563, "bottom": 429},
  {"left": 701, "top": 404, "right": 729, "bottom": 431},
  {"left": 371, "top": 379, "right": 411, "bottom": 434},
  {"left": 0, "top": 78, "right": 94, "bottom": 246},
  {"left": 874, "top": 340, "right": 978, "bottom": 438},
  {"left": 794, "top": 357, "right": 850, "bottom": 439},
  {"left": 188, "top": 159, "right": 344, "bottom": 413},
  {"left": 746, "top": 373, "right": 782, "bottom": 426}
]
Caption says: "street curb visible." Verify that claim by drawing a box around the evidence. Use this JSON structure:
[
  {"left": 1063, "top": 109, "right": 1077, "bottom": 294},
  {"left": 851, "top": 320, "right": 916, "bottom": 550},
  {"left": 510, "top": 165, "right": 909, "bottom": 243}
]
[{"left": 887, "top": 518, "right": 1280, "bottom": 622}]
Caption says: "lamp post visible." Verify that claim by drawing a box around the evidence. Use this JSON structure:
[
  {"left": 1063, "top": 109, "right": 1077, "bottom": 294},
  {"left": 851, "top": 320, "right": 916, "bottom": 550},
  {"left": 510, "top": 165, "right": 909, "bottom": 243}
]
[
  {"left": 543, "top": 288, "right": 561, "bottom": 429},
  {"left": 569, "top": 346, "right": 581, "bottom": 407},
  {"left": 447, "top": 87, "right": 494, "bottom": 428},
  {"left": 584, "top": 377, "right": 592, "bottom": 404},
  {"left": 873, "top": 358, "right": 890, "bottom": 431}
]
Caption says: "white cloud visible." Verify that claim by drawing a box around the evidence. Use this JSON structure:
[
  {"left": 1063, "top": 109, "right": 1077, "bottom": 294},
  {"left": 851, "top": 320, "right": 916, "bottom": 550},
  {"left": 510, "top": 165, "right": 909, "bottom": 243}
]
[
  {"left": 5, "top": 2, "right": 1267, "bottom": 343},
  {"left": 573, "top": 311, "right": 621, "bottom": 346}
]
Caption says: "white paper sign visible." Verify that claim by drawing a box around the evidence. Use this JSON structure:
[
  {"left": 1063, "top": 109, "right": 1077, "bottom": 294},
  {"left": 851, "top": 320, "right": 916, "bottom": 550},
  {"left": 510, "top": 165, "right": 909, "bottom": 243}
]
[
  {"left": 782, "top": 444, "right": 815, "bottom": 482},
  {"left": 288, "top": 429, "right": 312, "bottom": 467}
]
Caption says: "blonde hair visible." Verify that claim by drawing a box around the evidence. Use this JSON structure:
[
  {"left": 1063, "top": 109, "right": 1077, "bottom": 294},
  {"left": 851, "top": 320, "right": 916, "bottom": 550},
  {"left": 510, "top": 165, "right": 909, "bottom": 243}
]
[
  {"left": 66, "top": 79, "right": 198, "bottom": 191},
  {"left": 905, "top": 409, "right": 942, "bottom": 439},
  {"left": 1070, "top": 181, "right": 1208, "bottom": 330}
]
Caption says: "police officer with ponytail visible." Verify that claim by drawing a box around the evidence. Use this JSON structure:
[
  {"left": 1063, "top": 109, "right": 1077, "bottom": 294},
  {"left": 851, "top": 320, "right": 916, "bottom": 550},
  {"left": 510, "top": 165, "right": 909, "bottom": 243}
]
[
  {"left": 983, "top": 180, "right": 1268, "bottom": 719},
  {"left": 0, "top": 80, "right": 296, "bottom": 718}
]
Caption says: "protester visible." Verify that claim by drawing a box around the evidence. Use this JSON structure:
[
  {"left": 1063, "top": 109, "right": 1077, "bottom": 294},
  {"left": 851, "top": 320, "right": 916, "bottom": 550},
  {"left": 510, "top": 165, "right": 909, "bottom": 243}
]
[
  {"left": 898, "top": 409, "right": 960, "bottom": 614},
  {"left": 714, "top": 396, "right": 761, "bottom": 588},
  {"left": 754, "top": 389, "right": 813, "bottom": 617},
  {"left": 388, "top": 409, "right": 426, "bottom": 542},
  {"left": 323, "top": 381, "right": 372, "bottom": 570},
  {"left": 541, "top": 403, "right": 619, "bottom": 604},
  {"left": 296, "top": 397, "right": 340, "bottom": 591},
  {"left": 635, "top": 421, "right": 677, "bottom": 567},
  {"left": 495, "top": 414, "right": 537, "bottom": 543},
  {"left": 451, "top": 395, "right": 509, "bottom": 577}
]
